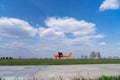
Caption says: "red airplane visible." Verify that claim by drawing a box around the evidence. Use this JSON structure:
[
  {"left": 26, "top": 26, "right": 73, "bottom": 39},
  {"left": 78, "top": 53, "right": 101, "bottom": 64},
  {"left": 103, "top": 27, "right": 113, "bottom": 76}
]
[{"left": 54, "top": 52, "right": 72, "bottom": 59}]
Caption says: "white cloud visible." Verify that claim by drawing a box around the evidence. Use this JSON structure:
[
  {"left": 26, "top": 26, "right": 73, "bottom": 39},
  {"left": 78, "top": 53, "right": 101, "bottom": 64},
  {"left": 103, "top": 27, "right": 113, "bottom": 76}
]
[
  {"left": 39, "top": 27, "right": 65, "bottom": 40},
  {"left": 98, "top": 42, "right": 107, "bottom": 46},
  {"left": 1, "top": 42, "right": 26, "bottom": 48},
  {"left": 0, "top": 17, "right": 38, "bottom": 38},
  {"left": 90, "top": 34, "right": 104, "bottom": 39},
  {"left": 99, "top": 0, "right": 120, "bottom": 11},
  {"left": 71, "top": 37, "right": 93, "bottom": 46},
  {"left": 45, "top": 17, "right": 96, "bottom": 36},
  {"left": 45, "top": 17, "right": 104, "bottom": 46},
  {"left": 70, "top": 34, "right": 104, "bottom": 46}
]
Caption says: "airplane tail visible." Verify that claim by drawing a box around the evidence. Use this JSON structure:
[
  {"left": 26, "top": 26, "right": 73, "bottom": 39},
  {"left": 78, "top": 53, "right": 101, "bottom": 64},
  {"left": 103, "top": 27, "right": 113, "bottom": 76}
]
[
  {"left": 54, "top": 54, "right": 57, "bottom": 58},
  {"left": 68, "top": 52, "right": 72, "bottom": 57}
]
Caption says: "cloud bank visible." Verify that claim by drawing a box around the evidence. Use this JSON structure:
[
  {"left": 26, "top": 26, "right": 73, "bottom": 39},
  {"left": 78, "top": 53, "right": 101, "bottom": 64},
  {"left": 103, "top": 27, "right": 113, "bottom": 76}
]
[{"left": 0, "top": 17, "right": 105, "bottom": 58}]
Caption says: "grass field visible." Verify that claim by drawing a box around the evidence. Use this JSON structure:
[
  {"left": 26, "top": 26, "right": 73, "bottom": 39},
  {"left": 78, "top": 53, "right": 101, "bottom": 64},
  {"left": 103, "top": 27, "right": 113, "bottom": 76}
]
[
  {"left": 72, "top": 75, "right": 120, "bottom": 80},
  {"left": 0, "top": 59, "right": 120, "bottom": 65}
]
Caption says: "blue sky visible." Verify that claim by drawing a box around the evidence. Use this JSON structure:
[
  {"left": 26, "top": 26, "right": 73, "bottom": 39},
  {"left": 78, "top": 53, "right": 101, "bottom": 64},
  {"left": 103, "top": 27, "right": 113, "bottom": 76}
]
[{"left": 0, "top": 0, "right": 120, "bottom": 58}]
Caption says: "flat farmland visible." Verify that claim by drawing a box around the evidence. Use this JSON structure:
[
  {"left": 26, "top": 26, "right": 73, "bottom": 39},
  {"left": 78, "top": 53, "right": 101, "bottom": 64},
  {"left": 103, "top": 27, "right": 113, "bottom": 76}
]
[{"left": 0, "top": 59, "right": 120, "bottom": 65}]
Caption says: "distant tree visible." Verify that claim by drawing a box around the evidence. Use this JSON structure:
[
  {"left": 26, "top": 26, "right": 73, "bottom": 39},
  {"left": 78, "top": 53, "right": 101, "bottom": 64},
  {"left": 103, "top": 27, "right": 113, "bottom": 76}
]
[
  {"left": 81, "top": 54, "right": 84, "bottom": 59},
  {"left": 9, "top": 57, "right": 13, "bottom": 59},
  {"left": 3, "top": 57, "right": 5, "bottom": 59},
  {"left": 44, "top": 58, "right": 49, "bottom": 59},
  {"left": 90, "top": 51, "right": 96, "bottom": 59},
  {"left": 0, "top": 77, "right": 2, "bottom": 80},
  {"left": 85, "top": 55, "right": 88, "bottom": 59},
  {"left": 108, "top": 56, "right": 112, "bottom": 59},
  {"left": 18, "top": 56, "right": 22, "bottom": 59},
  {"left": 103, "top": 57, "right": 107, "bottom": 59},
  {"left": 6, "top": 57, "right": 9, "bottom": 59},
  {"left": 97, "top": 51, "right": 101, "bottom": 59},
  {"left": 113, "top": 56, "right": 119, "bottom": 59}
]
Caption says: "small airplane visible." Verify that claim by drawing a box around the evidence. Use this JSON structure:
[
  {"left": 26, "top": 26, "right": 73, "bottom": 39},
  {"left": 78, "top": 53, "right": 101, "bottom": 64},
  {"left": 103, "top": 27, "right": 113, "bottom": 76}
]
[{"left": 54, "top": 52, "right": 72, "bottom": 59}]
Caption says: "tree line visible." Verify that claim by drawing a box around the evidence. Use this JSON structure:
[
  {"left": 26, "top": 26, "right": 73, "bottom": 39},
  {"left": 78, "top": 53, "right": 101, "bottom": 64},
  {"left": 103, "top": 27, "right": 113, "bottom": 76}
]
[{"left": 0, "top": 57, "right": 13, "bottom": 59}]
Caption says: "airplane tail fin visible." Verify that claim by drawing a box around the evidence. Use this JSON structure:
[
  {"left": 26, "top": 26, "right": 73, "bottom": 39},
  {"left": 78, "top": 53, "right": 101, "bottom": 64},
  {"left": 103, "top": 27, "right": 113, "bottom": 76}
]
[
  {"left": 54, "top": 54, "right": 57, "bottom": 58},
  {"left": 68, "top": 52, "right": 72, "bottom": 57}
]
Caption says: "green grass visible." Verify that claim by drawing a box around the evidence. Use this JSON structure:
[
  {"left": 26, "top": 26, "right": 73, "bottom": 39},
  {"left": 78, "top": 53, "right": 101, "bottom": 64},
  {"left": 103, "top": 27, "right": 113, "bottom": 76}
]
[
  {"left": 0, "top": 59, "right": 120, "bottom": 65},
  {"left": 73, "top": 75, "right": 120, "bottom": 80},
  {"left": 98, "top": 75, "right": 120, "bottom": 80}
]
